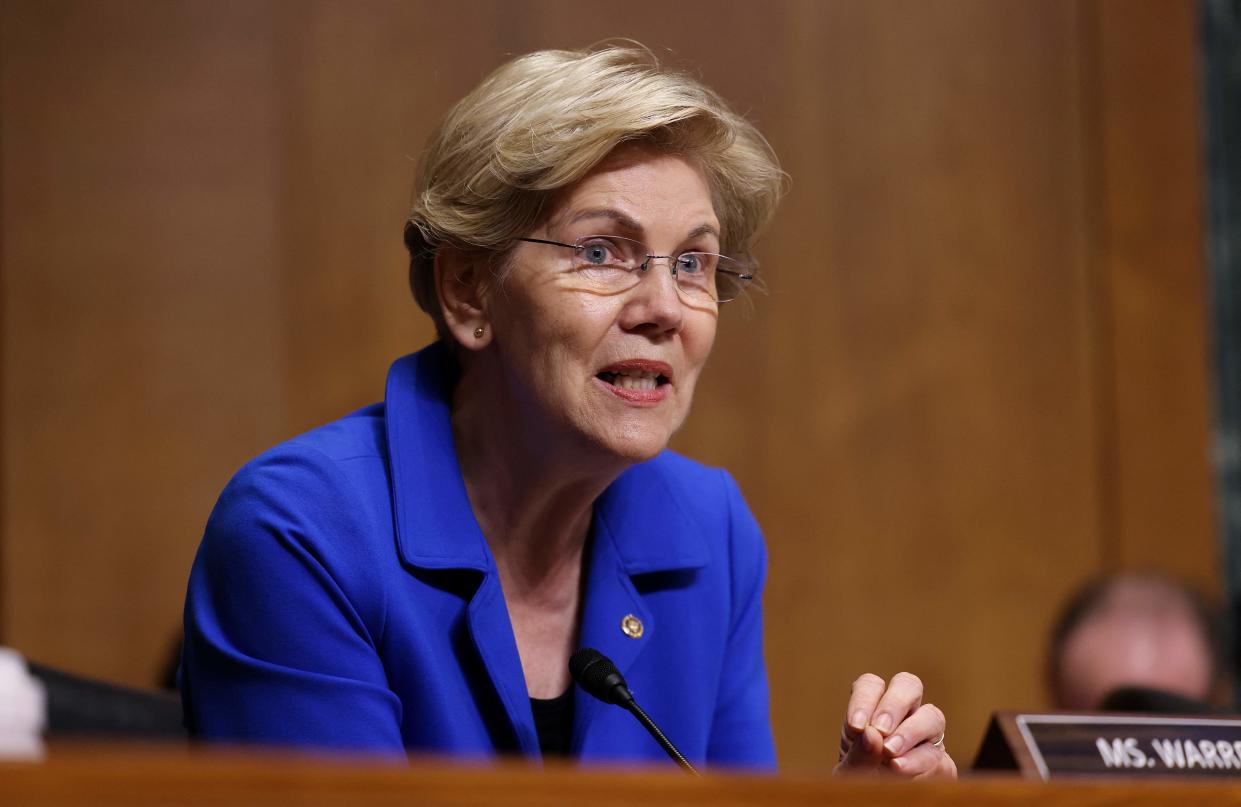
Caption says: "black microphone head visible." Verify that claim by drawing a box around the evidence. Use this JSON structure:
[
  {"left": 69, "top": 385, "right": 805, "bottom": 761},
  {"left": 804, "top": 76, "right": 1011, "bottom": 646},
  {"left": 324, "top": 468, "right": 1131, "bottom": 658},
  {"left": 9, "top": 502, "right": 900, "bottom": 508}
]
[
  {"left": 569, "top": 648, "right": 632, "bottom": 706},
  {"left": 569, "top": 648, "right": 695, "bottom": 774}
]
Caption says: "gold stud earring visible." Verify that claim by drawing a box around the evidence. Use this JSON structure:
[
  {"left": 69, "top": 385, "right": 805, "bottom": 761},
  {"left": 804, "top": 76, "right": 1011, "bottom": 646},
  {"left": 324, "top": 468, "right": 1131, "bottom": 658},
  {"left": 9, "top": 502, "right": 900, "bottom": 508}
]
[{"left": 473, "top": 326, "right": 485, "bottom": 339}]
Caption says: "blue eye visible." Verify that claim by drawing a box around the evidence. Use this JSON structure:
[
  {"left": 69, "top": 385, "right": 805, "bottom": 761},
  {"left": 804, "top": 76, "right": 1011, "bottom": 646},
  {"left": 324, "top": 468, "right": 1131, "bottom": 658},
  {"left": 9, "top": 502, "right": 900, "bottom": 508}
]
[
  {"left": 678, "top": 253, "right": 718, "bottom": 275},
  {"left": 570, "top": 236, "right": 643, "bottom": 275},
  {"left": 582, "top": 244, "right": 609, "bottom": 265}
]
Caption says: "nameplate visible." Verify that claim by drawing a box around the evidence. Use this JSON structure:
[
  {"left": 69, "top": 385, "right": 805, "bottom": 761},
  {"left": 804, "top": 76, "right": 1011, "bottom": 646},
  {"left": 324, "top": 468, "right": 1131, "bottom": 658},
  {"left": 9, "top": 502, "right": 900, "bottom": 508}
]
[{"left": 975, "top": 712, "right": 1241, "bottom": 780}]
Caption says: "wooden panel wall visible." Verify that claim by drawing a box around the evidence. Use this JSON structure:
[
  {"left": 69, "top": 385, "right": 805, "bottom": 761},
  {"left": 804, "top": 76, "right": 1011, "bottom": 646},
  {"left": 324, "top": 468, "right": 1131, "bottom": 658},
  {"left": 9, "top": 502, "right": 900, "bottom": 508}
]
[
  {"left": 1090, "top": 1, "right": 1216, "bottom": 581},
  {"left": 1, "top": 0, "right": 290, "bottom": 684},
  {"left": 0, "top": 0, "right": 1213, "bottom": 770}
]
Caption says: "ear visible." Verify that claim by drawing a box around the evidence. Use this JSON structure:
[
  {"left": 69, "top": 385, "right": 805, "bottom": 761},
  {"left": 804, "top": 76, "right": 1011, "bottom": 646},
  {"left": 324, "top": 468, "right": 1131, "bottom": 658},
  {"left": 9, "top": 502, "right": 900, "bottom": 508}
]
[{"left": 434, "top": 246, "right": 492, "bottom": 350}]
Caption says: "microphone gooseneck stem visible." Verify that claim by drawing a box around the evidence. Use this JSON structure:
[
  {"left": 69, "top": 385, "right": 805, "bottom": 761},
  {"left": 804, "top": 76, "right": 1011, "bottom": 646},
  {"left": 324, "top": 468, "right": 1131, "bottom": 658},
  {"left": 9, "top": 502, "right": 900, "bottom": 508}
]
[
  {"left": 622, "top": 697, "right": 700, "bottom": 776},
  {"left": 567, "top": 648, "right": 699, "bottom": 776}
]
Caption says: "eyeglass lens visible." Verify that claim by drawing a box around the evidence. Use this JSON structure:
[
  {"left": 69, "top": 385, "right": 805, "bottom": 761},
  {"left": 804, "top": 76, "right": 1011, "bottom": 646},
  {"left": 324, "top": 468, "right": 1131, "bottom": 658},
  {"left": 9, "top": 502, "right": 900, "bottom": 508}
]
[{"left": 570, "top": 235, "right": 747, "bottom": 303}]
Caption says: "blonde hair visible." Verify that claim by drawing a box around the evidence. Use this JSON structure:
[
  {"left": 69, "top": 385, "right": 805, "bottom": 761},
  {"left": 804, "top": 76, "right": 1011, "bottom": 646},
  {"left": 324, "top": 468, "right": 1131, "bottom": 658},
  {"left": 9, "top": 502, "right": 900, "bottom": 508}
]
[{"left": 404, "top": 44, "right": 786, "bottom": 335}]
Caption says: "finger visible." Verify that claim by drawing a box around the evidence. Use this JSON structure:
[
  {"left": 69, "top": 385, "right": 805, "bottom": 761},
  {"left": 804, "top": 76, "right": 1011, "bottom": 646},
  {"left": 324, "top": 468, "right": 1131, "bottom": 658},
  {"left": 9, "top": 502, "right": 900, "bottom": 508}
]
[
  {"left": 885, "top": 742, "right": 944, "bottom": 778},
  {"left": 918, "top": 751, "right": 958, "bottom": 780},
  {"left": 909, "top": 749, "right": 958, "bottom": 780},
  {"left": 844, "top": 673, "right": 887, "bottom": 736},
  {"left": 870, "top": 671, "right": 923, "bottom": 736},
  {"left": 835, "top": 725, "right": 885, "bottom": 774},
  {"left": 882, "top": 703, "right": 945, "bottom": 758}
]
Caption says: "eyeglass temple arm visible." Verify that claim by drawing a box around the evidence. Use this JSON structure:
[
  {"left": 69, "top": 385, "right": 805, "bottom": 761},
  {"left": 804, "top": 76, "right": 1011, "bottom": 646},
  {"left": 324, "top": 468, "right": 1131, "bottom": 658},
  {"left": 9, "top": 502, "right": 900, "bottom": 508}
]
[{"left": 516, "top": 237, "right": 578, "bottom": 250}]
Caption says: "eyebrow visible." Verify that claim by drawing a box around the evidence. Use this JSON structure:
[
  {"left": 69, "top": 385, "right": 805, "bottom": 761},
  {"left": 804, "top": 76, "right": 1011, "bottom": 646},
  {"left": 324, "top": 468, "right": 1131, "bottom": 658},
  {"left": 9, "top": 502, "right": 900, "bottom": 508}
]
[
  {"left": 685, "top": 223, "right": 720, "bottom": 241},
  {"left": 564, "top": 207, "right": 720, "bottom": 243},
  {"left": 566, "top": 207, "right": 642, "bottom": 232}
]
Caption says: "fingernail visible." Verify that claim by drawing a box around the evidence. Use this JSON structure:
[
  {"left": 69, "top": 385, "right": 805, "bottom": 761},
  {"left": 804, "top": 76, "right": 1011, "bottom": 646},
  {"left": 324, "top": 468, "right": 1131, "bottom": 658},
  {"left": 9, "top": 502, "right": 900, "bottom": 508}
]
[
  {"left": 874, "top": 714, "right": 893, "bottom": 734},
  {"left": 849, "top": 711, "right": 867, "bottom": 731},
  {"left": 884, "top": 735, "right": 904, "bottom": 755},
  {"left": 889, "top": 755, "right": 906, "bottom": 770}
]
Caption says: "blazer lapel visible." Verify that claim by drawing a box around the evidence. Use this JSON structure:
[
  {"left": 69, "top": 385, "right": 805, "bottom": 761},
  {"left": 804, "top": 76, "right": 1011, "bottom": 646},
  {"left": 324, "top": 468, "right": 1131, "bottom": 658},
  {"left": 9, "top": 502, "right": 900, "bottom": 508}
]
[
  {"left": 571, "top": 462, "right": 711, "bottom": 752},
  {"left": 571, "top": 518, "right": 652, "bottom": 752},
  {"left": 384, "top": 344, "right": 537, "bottom": 757},
  {"left": 467, "top": 573, "right": 540, "bottom": 756}
]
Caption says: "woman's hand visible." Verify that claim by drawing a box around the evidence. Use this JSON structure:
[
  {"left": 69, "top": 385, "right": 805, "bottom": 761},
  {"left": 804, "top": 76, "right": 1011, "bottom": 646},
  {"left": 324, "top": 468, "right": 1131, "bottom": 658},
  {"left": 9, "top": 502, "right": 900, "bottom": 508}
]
[{"left": 834, "top": 672, "right": 958, "bottom": 779}]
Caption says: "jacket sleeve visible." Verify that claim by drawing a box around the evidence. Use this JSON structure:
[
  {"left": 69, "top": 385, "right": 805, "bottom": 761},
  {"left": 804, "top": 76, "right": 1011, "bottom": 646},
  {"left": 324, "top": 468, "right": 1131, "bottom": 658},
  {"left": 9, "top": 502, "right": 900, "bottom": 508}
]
[
  {"left": 181, "top": 445, "right": 404, "bottom": 753},
  {"left": 707, "top": 469, "right": 777, "bottom": 768}
]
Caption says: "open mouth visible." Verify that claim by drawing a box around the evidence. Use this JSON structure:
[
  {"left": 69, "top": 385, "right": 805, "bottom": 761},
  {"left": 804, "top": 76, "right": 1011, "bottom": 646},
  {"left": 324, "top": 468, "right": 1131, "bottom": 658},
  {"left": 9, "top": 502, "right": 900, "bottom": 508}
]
[
  {"left": 595, "top": 369, "right": 671, "bottom": 390},
  {"left": 595, "top": 360, "right": 673, "bottom": 402}
]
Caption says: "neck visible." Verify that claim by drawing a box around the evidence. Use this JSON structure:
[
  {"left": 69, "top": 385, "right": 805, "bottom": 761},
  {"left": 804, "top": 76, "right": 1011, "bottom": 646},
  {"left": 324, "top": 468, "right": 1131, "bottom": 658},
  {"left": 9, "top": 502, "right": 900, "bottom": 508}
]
[{"left": 450, "top": 353, "right": 626, "bottom": 594}]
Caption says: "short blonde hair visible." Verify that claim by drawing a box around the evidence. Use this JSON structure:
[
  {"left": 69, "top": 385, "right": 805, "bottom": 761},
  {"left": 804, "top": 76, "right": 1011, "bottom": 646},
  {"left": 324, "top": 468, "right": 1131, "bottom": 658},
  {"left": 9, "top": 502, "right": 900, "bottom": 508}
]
[{"left": 404, "top": 44, "right": 786, "bottom": 335}]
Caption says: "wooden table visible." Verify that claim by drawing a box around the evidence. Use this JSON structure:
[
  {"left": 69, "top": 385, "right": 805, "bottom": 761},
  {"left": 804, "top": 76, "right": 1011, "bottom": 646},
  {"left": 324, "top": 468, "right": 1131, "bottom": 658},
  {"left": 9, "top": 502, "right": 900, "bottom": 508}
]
[{"left": 5, "top": 745, "right": 1241, "bottom": 806}]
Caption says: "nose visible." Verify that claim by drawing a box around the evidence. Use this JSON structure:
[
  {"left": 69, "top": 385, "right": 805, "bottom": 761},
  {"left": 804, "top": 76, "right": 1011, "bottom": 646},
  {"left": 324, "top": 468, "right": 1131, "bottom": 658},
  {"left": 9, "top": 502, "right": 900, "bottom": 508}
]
[{"left": 619, "top": 256, "right": 684, "bottom": 337}]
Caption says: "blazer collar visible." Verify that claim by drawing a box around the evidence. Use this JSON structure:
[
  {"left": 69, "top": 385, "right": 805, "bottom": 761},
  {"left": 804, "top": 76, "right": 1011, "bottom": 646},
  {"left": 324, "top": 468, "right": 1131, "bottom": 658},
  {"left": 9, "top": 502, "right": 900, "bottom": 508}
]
[
  {"left": 385, "top": 343, "right": 491, "bottom": 572},
  {"left": 593, "top": 463, "right": 711, "bottom": 574},
  {"left": 384, "top": 342, "right": 711, "bottom": 575}
]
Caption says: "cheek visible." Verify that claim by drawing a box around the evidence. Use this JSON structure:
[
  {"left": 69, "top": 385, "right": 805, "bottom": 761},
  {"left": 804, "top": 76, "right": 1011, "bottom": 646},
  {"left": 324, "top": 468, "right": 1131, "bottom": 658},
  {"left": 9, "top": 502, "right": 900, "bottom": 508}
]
[
  {"left": 506, "top": 297, "right": 617, "bottom": 388},
  {"left": 684, "top": 312, "right": 719, "bottom": 373},
  {"left": 496, "top": 280, "right": 590, "bottom": 341},
  {"left": 542, "top": 299, "right": 621, "bottom": 360},
  {"left": 572, "top": 295, "right": 624, "bottom": 330},
  {"left": 668, "top": 314, "right": 718, "bottom": 424}
]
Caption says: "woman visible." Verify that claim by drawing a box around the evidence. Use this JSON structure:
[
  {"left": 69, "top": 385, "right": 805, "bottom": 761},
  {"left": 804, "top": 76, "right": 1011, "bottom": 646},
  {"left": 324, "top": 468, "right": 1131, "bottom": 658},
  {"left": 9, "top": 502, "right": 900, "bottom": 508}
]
[{"left": 182, "top": 44, "right": 955, "bottom": 777}]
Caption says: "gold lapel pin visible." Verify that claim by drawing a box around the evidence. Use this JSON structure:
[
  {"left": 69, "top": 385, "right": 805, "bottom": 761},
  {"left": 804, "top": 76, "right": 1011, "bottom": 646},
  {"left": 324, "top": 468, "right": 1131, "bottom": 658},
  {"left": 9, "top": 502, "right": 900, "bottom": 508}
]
[{"left": 620, "top": 614, "right": 644, "bottom": 639}]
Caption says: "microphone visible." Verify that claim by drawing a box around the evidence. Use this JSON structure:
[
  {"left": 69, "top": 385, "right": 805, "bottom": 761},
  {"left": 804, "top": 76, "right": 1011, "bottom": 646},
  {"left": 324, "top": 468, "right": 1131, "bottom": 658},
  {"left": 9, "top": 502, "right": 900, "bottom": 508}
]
[{"left": 569, "top": 648, "right": 699, "bottom": 776}]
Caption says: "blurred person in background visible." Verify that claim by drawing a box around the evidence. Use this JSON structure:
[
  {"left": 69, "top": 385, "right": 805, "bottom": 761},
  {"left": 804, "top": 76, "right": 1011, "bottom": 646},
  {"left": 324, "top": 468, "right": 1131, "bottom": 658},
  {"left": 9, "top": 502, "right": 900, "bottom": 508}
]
[{"left": 1047, "top": 572, "right": 1227, "bottom": 713}]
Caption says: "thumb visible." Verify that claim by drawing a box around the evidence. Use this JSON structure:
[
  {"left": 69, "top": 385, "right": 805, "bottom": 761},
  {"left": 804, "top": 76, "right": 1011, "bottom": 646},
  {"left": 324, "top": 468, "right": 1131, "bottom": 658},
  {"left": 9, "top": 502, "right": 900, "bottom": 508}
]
[{"left": 836, "top": 725, "right": 885, "bottom": 774}]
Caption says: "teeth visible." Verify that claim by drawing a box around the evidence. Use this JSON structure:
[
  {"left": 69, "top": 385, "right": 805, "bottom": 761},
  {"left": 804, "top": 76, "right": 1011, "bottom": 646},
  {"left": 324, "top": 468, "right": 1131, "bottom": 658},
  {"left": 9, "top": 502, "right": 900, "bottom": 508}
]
[
  {"left": 598, "top": 366, "right": 667, "bottom": 391},
  {"left": 613, "top": 375, "right": 657, "bottom": 391}
]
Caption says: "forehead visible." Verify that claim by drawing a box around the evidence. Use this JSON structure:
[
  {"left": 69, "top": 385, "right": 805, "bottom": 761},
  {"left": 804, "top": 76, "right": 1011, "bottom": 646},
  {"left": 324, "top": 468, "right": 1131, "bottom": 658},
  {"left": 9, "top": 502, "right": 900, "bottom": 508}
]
[
  {"left": 545, "top": 145, "right": 719, "bottom": 239},
  {"left": 1062, "top": 610, "right": 1213, "bottom": 679}
]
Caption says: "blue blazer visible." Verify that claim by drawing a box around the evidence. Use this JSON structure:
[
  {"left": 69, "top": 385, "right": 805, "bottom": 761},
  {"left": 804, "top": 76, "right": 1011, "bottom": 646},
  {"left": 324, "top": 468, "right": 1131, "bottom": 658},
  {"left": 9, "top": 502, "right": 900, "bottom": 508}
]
[{"left": 182, "top": 342, "right": 775, "bottom": 769}]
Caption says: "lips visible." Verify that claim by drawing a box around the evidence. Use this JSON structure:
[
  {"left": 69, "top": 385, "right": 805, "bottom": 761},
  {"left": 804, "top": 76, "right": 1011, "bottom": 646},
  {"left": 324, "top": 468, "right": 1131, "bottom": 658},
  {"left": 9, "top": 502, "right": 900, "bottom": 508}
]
[{"left": 595, "top": 359, "right": 672, "bottom": 404}]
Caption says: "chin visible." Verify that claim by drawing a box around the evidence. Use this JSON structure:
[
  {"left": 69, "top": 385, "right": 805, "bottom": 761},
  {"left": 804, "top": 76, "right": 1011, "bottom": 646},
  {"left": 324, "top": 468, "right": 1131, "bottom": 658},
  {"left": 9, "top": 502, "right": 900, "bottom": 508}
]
[{"left": 594, "top": 420, "right": 673, "bottom": 464}]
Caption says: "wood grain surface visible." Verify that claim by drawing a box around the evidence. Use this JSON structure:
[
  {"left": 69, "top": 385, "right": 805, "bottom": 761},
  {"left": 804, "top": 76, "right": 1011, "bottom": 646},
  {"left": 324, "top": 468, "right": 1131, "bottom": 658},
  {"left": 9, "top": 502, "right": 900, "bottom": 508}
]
[{"left": 7, "top": 745, "right": 1241, "bottom": 807}]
